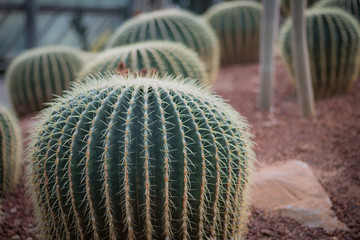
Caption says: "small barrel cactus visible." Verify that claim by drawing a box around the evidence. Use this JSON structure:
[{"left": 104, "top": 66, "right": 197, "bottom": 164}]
[
  {"left": 27, "top": 73, "right": 255, "bottom": 239},
  {"left": 0, "top": 104, "right": 22, "bottom": 197},
  {"left": 78, "top": 41, "right": 209, "bottom": 84},
  {"left": 6, "top": 46, "right": 84, "bottom": 116},
  {"left": 279, "top": 8, "right": 360, "bottom": 99},
  {"left": 106, "top": 9, "right": 220, "bottom": 83},
  {"left": 280, "top": 0, "right": 320, "bottom": 16},
  {"left": 204, "top": 1, "right": 262, "bottom": 65},
  {"left": 314, "top": 0, "right": 360, "bottom": 22}
]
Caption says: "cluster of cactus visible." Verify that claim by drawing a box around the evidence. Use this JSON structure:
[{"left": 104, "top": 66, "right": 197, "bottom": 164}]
[
  {"left": 79, "top": 41, "right": 209, "bottom": 84},
  {"left": 6, "top": 46, "right": 84, "bottom": 116},
  {"left": 27, "top": 73, "right": 255, "bottom": 240},
  {"left": 280, "top": 0, "right": 320, "bottom": 16},
  {"left": 279, "top": 8, "right": 360, "bottom": 99},
  {"left": 314, "top": 0, "right": 360, "bottom": 22},
  {"left": 204, "top": 1, "right": 262, "bottom": 65},
  {"left": 0, "top": 104, "right": 22, "bottom": 198},
  {"left": 106, "top": 8, "right": 220, "bottom": 83}
]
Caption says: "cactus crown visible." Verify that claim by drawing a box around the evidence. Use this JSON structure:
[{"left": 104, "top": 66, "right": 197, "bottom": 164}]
[
  {"left": 6, "top": 46, "right": 84, "bottom": 116},
  {"left": 0, "top": 104, "right": 22, "bottom": 197},
  {"left": 314, "top": 0, "right": 360, "bottom": 22},
  {"left": 78, "top": 41, "right": 209, "bottom": 84},
  {"left": 27, "top": 73, "right": 255, "bottom": 240},
  {"left": 204, "top": 1, "right": 262, "bottom": 65},
  {"left": 106, "top": 8, "right": 220, "bottom": 83},
  {"left": 279, "top": 8, "right": 360, "bottom": 99}
]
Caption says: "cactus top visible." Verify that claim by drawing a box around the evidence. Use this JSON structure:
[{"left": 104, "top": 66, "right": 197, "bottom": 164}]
[
  {"left": 106, "top": 8, "right": 220, "bottom": 83},
  {"left": 6, "top": 46, "right": 84, "bottom": 116},
  {"left": 28, "top": 73, "right": 255, "bottom": 240},
  {"left": 78, "top": 41, "right": 209, "bottom": 84},
  {"left": 314, "top": 0, "right": 360, "bottom": 22}
]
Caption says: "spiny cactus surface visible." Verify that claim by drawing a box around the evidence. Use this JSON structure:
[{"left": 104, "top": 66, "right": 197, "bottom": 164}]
[
  {"left": 79, "top": 41, "right": 209, "bottom": 84},
  {"left": 204, "top": 1, "right": 262, "bottom": 65},
  {"left": 6, "top": 46, "right": 84, "bottom": 116},
  {"left": 314, "top": 0, "right": 360, "bottom": 22},
  {"left": 280, "top": 8, "right": 360, "bottom": 99},
  {"left": 106, "top": 9, "right": 220, "bottom": 83},
  {"left": 0, "top": 104, "right": 22, "bottom": 197},
  {"left": 27, "top": 73, "right": 255, "bottom": 240}
]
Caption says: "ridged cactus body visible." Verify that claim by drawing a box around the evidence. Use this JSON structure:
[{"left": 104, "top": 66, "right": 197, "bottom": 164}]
[
  {"left": 6, "top": 46, "right": 84, "bottom": 116},
  {"left": 0, "top": 105, "right": 22, "bottom": 197},
  {"left": 314, "top": 0, "right": 360, "bottom": 22},
  {"left": 204, "top": 1, "right": 262, "bottom": 65},
  {"left": 106, "top": 9, "right": 220, "bottom": 83},
  {"left": 279, "top": 8, "right": 360, "bottom": 99},
  {"left": 28, "top": 74, "right": 255, "bottom": 240},
  {"left": 79, "top": 41, "right": 209, "bottom": 84}
]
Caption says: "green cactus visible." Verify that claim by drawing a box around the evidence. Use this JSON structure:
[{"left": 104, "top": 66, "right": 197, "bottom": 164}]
[
  {"left": 6, "top": 46, "right": 84, "bottom": 116},
  {"left": 279, "top": 8, "right": 360, "bottom": 99},
  {"left": 314, "top": 0, "right": 360, "bottom": 22},
  {"left": 79, "top": 41, "right": 209, "bottom": 84},
  {"left": 27, "top": 73, "right": 255, "bottom": 240},
  {"left": 106, "top": 9, "right": 220, "bottom": 83},
  {"left": 0, "top": 104, "right": 22, "bottom": 197},
  {"left": 204, "top": 1, "right": 262, "bottom": 65},
  {"left": 280, "top": 0, "right": 320, "bottom": 16}
]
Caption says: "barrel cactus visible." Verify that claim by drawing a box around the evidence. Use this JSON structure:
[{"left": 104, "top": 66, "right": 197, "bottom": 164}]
[
  {"left": 314, "top": 0, "right": 360, "bottom": 22},
  {"left": 79, "top": 41, "right": 209, "bottom": 84},
  {"left": 204, "top": 1, "right": 262, "bottom": 65},
  {"left": 106, "top": 9, "right": 220, "bottom": 83},
  {"left": 0, "top": 104, "right": 22, "bottom": 197},
  {"left": 279, "top": 8, "right": 360, "bottom": 99},
  {"left": 6, "top": 46, "right": 84, "bottom": 116},
  {"left": 27, "top": 73, "right": 255, "bottom": 239}
]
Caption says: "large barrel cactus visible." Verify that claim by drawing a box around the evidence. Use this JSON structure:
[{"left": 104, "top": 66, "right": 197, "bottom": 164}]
[
  {"left": 279, "top": 8, "right": 360, "bottom": 99},
  {"left": 27, "top": 74, "right": 255, "bottom": 240},
  {"left": 0, "top": 104, "right": 22, "bottom": 197},
  {"left": 79, "top": 41, "right": 209, "bottom": 84},
  {"left": 314, "top": 0, "right": 360, "bottom": 22},
  {"left": 6, "top": 46, "right": 84, "bottom": 116},
  {"left": 106, "top": 9, "right": 220, "bottom": 83},
  {"left": 204, "top": 1, "right": 262, "bottom": 65}
]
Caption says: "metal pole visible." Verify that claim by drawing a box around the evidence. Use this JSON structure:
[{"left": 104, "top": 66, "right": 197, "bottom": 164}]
[{"left": 25, "top": 0, "right": 37, "bottom": 49}]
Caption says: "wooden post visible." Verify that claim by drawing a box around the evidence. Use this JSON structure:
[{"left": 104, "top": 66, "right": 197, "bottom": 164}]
[
  {"left": 25, "top": 0, "right": 37, "bottom": 49},
  {"left": 258, "top": 0, "right": 280, "bottom": 111},
  {"left": 291, "top": 0, "right": 315, "bottom": 118}
]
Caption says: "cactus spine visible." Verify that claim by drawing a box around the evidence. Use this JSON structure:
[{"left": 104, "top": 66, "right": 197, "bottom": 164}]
[
  {"left": 279, "top": 8, "right": 360, "bottom": 99},
  {"left": 204, "top": 1, "right": 262, "bottom": 65},
  {"left": 6, "top": 46, "right": 84, "bottom": 116},
  {"left": 27, "top": 73, "right": 255, "bottom": 240},
  {"left": 314, "top": 0, "right": 360, "bottom": 22},
  {"left": 79, "top": 41, "right": 209, "bottom": 84},
  {"left": 106, "top": 9, "right": 220, "bottom": 83},
  {"left": 0, "top": 104, "right": 22, "bottom": 197}
]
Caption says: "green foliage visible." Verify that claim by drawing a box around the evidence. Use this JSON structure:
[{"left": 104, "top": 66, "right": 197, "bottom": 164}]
[
  {"left": 280, "top": 8, "right": 360, "bottom": 99},
  {"left": 27, "top": 73, "right": 255, "bottom": 240},
  {"left": 0, "top": 104, "right": 22, "bottom": 197},
  {"left": 106, "top": 9, "right": 220, "bottom": 83},
  {"left": 79, "top": 41, "right": 209, "bottom": 84},
  {"left": 204, "top": 1, "right": 262, "bottom": 65},
  {"left": 314, "top": 0, "right": 360, "bottom": 22},
  {"left": 6, "top": 46, "right": 84, "bottom": 116}
]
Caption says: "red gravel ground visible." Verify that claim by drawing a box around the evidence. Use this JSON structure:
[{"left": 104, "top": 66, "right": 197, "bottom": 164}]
[{"left": 0, "top": 55, "right": 359, "bottom": 239}]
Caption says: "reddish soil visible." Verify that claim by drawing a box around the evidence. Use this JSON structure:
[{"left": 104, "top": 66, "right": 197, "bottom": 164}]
[{"left": 0, "top": 55, "right": 359, "bottom": 239}]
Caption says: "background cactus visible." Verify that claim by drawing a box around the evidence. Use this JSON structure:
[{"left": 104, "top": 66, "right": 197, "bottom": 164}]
[
  {"left": 280, "top": 0, "right": 320, "bottom": 16},
  {"left": 314, "top": 0, "right": 360, "bottom": 22},
  {"left": 27, "top": 73, "right": 255, "bottom": 240},
  {"left": 204, "top": 1, "right": 262, "bottom": 65},
  {"left": 279, "top": 8, "right": 360, "bottom": 99},
  {"left": 79, "top": 41, "right": 209, "bottom": 84},
  {"left": 6, "top": 46, "right": 84, "bottom": 116},
  {"left": 0, "top": 104, "right": 22, "bottom": 197},
  {"left": 106, "top": 9, "right": 220, "bottom": 83}
]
